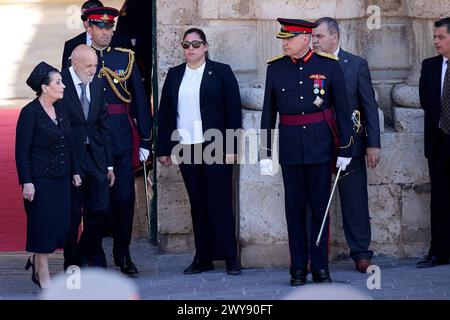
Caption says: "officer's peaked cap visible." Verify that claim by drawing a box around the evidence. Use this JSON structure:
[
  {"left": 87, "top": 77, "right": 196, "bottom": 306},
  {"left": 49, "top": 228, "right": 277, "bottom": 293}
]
[
  {"left": 276, "top": 18, "right": 318, "bottom": 39},
  {"left": 84, "top": 6, "right": 119, "bottom": 29}
]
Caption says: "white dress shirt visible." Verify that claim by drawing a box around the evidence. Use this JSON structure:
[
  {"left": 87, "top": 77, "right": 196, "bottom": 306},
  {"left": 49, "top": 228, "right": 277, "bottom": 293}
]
[
  {"left": 177, "top": 62, "right": 206, "bottom": 145},
  {"left": 441, "top": 56, "right": 448, "bottom": 97},
  {"left": 86, "top": 32, "right": 92, "bottom": 47},
  {"left": 333, "top": 47, "right": 340, "bottom": 57},
  {"left": 69, "top": 66, "right": 91, "bottom": 102}
]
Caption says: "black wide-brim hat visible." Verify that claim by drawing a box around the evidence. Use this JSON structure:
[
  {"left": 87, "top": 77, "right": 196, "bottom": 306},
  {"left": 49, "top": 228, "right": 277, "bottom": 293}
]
[
  {"left": 84, "top": 6, "right": 119, "bottom": 29},
  {"left": 276, "top": 18, "right": 318, "bottom": 39},
  {"left": 26, "top": 61, "right": 57, "bottom": 92}
]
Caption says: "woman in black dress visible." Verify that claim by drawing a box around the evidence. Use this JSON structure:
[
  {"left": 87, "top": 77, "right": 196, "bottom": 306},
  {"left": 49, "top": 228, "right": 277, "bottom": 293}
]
[{"left": 15, "top": 62, "right": 81, "bottom": 289}]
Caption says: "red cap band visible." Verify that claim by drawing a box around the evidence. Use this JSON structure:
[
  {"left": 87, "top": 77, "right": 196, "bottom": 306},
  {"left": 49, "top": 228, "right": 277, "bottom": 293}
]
[
  {"left": 88, "top": 14, "right": 115, "bottom": 21},
  {"left": 282, "top": 25, "right": 313, "bottom": 33}
]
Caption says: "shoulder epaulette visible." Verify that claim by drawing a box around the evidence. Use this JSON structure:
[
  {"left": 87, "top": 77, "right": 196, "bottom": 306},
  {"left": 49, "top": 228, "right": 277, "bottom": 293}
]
[
  {"left": 114, "top": 47, "right": 135, "bottom": 55},
  {"left": 314, "top": 50, "right": 339, "bottom": 61},
  {"left": 267, "top": 54, "right": 285, "bottom": 64}
]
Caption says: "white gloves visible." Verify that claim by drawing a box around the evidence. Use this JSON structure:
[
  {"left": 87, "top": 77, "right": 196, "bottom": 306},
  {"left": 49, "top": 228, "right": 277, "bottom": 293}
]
[
  {"left": 260, "top": 159, "right": 274, "bottom": 176},
  {"left": 336, "top": 157, "right": 352, "bottom": 171},
  {"left": 139, "top": 148, "right": 150, "bottom": 162}
]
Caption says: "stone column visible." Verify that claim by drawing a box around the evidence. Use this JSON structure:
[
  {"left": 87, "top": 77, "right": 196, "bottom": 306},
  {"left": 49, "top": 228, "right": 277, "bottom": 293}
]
[{"left": 392, "top": 0, "right": 447, "bottom": 132}]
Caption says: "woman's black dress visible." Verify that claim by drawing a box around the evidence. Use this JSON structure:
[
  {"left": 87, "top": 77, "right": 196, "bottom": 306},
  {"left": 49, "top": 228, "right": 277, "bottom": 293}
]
[{"left": 15, "top": 98, "right": 77, "bottom": 253}]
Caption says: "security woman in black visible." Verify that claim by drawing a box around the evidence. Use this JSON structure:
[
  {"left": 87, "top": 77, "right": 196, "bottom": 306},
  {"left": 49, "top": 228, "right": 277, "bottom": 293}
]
[
  {"left": 15, "top": 62, "right": 81, "bottom": 289},
  {"left": 157, "top": 28, "right": 242, "bottom": 275}
]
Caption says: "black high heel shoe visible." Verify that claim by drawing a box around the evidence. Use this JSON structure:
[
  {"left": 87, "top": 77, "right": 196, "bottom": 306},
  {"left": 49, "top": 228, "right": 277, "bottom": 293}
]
[{"left": 25, "top": 254, "right": 41, "bottom": 288}]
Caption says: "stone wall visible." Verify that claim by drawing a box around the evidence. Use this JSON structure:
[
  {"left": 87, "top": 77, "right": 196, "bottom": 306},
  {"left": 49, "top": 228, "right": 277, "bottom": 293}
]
[{"left": 156, "top": 0, "right": 441, "bottom": 266}]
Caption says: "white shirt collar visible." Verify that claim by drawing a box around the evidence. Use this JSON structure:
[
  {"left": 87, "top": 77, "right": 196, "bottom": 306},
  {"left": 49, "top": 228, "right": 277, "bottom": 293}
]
[
  {"left": 86, "top": 32, "right": 92, "bottom": 47},
  {"left": 186, "top": 61, "right": 206, "bottom": 74},
  {"left": 334, "top": 47, "right": 340, "bottom": 57},
  {"left": 69, "top": 66, "right": 83, "bottom": 86},
  {"left": 443, "top": 56, "right": 448, "bottom": 65}
]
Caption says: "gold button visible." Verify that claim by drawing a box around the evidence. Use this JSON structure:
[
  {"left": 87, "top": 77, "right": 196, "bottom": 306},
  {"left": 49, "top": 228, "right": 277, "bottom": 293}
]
[
  {"left": 303, "top": 126, "right": 306, "bottom": 129},
  {"left": 300, "top": 96, "right": 304, "bottom": 100},
  {"left": 299, "top": 81, "right": 303, "bottom": 85},
  {"left": 299, "top": 67, "right": 303, "bottom": 70},
  {"left": 301, "top": 112, "right": 305, "bottom": 115}
]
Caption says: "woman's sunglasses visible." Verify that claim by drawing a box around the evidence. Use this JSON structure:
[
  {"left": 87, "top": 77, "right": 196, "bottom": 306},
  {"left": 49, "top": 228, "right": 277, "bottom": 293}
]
[{"left": 181, "top": 40, "right": 205, "bottom": 49}]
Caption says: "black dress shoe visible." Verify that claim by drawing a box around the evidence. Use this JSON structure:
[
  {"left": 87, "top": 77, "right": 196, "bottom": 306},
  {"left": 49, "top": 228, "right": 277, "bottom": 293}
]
[
  {"left": 183, "top": 260, "right": 214, "bottom": 274},
  {"left": 290, "top": 269, "right": 307, "bottom": 286},
  {"left": 312, "top": 269, "right": 332, "bottom": 283},
  {"left": 117, "top": 257, "right": 138, "bottom": 275},
  {"left": 225, "top": 259, "right": 241, "bottom": 275},
  {"left": 417, "top": 255, "right": 449, "bottom": 268}
]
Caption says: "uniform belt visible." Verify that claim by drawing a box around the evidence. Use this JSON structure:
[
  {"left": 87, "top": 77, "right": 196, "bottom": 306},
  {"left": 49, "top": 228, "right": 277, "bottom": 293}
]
[
  {"left": 279, "top": 109, "right": 332, "bottom": 126},
  {"left": 107, "top": 103, "right": 128, "bottom": 115}
]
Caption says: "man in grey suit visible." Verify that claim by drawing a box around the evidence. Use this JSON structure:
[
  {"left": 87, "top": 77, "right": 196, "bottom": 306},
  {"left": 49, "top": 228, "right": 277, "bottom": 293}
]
[{"left": 313, "top": 17, "right": 381, "bottom": 273}]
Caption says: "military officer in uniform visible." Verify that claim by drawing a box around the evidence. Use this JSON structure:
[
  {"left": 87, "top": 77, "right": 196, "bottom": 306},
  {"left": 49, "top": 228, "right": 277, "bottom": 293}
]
[
  {"left": 260, "top": 18, "right": 354, "bottom": 286},
  {"left": 84, "top": 7, "right": 152, "bottom": 275}
]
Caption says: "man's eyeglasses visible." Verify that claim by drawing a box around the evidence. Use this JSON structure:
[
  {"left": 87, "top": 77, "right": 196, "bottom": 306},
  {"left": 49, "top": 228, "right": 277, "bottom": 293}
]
[{"left": 181, "top": 40, "right": 205, "bottom": 49}]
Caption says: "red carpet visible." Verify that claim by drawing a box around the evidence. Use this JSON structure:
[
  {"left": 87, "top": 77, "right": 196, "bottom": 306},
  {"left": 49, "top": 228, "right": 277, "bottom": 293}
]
[{"left": 0, "top": 108, "right": 26, "bottom": 252}]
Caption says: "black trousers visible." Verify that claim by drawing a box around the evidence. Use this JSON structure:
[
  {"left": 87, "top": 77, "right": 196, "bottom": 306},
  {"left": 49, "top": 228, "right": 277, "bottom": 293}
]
[
  {"left": 178, "top": 144, "right": 238, "bottom": 262},
  {"left": 428, "top": 130, "right": 450, "bottom": 260},
  {"left": 281, "top": 162, "right": 331, "bottom": 273},
  {"left": 110, "top": 151, "right": 135, "bottom": 260},
  {"left": 337, "top": 156, "right": 373, "bottom": 262},
  {"left": 64, "top": 145, "right": 110, "bottom": 266}
]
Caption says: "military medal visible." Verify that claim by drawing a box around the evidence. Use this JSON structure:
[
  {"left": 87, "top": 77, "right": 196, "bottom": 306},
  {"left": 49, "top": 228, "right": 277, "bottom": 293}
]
[
  {"left": 114, "top": 78, "right": 119, "bottom": 83},
  {"left": 313, "top": 96, "right": 324, "bottom": 108},
  {"left": 313, "top": 82, "right": 320, "bottom": 95},
  {"left": 310, "top": 74, "right": 326, "bottom": 96}
]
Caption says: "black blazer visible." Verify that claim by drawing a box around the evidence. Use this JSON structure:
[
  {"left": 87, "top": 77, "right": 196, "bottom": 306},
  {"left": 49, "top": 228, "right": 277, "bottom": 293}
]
[
  {"left": 156, "top": 59, "right": 242, "bottom": 157},
  {"left": 15, "top": 98, "right": 78, "bottom": 184},
  {"left": 338, "top": 49, "right": 381, "bottom": 157},
  {"left": 61, "top": 68, "right": 113, "bottom": 172},
  {"left": 419, "top": 55, "right": 444, "bottom": 159},
  {"left": 61, "top": 31, "right": 132, "bottom": 70}
]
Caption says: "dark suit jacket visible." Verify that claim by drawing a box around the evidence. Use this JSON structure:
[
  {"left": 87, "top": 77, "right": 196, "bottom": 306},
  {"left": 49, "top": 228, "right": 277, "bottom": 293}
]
[
  {"left": 61, "top": 68, "right": 113, "bottom": 173},
  {"left": 419, "top": 55, "right": 445, "bottom": 159},
  {"left": 61, "top": 31, "right": 132, "bottom": 70},
  {"left": 338, "top": 49, "right": 381, "bottom": 157},
  {"left": 156, "top": 59, "right": 242, "bottom": 157},
  {"left": 16, "top": 98, "right": 78, "bottom": 184}
]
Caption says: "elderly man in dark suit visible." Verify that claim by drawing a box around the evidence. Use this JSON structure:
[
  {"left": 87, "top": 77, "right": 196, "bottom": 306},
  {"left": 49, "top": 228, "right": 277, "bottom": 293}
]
[
  {"left": 61, "top": 0, "right": 132, "bottom": 70},
  {"left": 312, "top": 17, "right": 381, "bottom": 273},
  {"left": 417, "top": 17, "right": 450, "bottom": 268},
  {"left": 61, "top": 44, "right": 115, "bottom": 270}
]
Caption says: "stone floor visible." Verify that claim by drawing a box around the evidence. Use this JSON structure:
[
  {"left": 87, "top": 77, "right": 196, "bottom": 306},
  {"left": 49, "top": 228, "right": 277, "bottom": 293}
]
[{"left": 0, "top": 238, "right": 449, "bottom": 300}]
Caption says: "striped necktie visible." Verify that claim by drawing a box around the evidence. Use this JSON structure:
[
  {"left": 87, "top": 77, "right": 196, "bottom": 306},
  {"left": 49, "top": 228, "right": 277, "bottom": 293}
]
[{"left": 440, "top": 60, "right": 450, "bottom": 135}]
